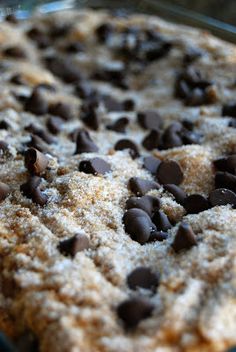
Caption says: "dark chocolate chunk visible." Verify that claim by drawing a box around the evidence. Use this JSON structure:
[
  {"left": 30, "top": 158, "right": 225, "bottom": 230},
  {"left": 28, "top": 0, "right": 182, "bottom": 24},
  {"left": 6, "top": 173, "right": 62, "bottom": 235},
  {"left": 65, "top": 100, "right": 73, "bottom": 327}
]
[
  {"left": 148, "top": 231, "right": 168, "bottom": 242},
  {"left": 156, "top": 160, "right": 183, "bottom": 185},
  {"left": 142, "top": 130, "right": 162, "bottom": 151},
  {"left": 128, "top": 177, "right": 160, "bottom": 196},
  {"left": 0, "top": 182, "right": 10, "bottom": 202},
  {"left": 215, "top": 171, "right": 236, "bottom": 193},
  {"left": 24, "top": 88, "right": 48, "bottom": 115},
  {"left": 3, "top": 46, "right": 26, "bottom": 58},
  {"left": 114, "top": 139, "right": 139, "bottom": 159},
  {"left": 164, "top": 184, "right": 187, "bottom": 205},
  {"left": 20, "top": 176, "right": 48, "bottom": 206},
  {"left": 126, "top": 195, "right": 160, "bottom": 216},
  {"left": 79, "top": 158, "right": 111, "bottom": 175},
  {"left": 117, "top": 297, "right": 154, "bottom": 328},
  {"left": 46, "top": 116, "right": 63, "bottom": 135},
  {"left": 137, "top": 110, "right": 163, "bottom": 131},
  {"left": 222, "top": 102, "right": 236, "bottom": 118},
  {"left": 123, "top": 208, "right": 156, "bottom": 244},
  {"left": 209, "top": 188, "right": 236, "bottom": 207},
  {"left": 143, "top": 156, "right": 161, "bottom": 175},
  {"left": 58, "top": 233, "right": 89, "bottom": 257},
  {"left": 184, "top": 194, "right": 210, "bottom": 214},
  {"left": 75, "top": 130, "right": 98, "bottom": 154},
  {"left": 25, "top": 148, "right": 49, "bottom": 176},
  {"left": 127, "top": 267, "right": 159, "bottom": 291},
  {"left": 106, "top": 117, "right": 129, "bottom": 133},
  {"left": 152, "top": 210, "right": 172, "bottom": 231},
  {"left": 49, "top": 102, "right": 73, "bottom": 121},
  {"left": 172, "top": 222, "right": 197, "bottom": 252}
]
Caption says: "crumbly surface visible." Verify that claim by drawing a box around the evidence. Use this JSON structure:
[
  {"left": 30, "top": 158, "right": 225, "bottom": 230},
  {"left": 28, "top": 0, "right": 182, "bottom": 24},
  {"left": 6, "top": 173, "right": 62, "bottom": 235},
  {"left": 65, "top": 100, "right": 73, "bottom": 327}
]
[{"left": 0, "top": 8, "right": 236, "bottom": 352}]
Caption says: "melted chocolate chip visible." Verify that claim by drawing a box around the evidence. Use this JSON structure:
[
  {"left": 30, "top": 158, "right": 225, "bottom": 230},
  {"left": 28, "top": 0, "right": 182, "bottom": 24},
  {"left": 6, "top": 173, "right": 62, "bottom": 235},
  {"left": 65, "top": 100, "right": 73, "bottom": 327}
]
[
  {"left": 0, "top": 182, "right": 10, "bottom": 202},
  {"left": 79, "top": 158, "right": 111, "bottom": 175},
  {"left": 20, "top": 176, "right": 48, "bottom": 206},
  {"left": 75, "top": 130, "right": 98, "bottom": 154},
  {"left": 24, "top": 88, "right": 48, "bottom": 115},
  {"left": 127, "top": 267, "right": 159, "bottom": 291},
  {"left": 49, "top": 102, "right": 73, "bottom": 121},
  {"left": 137, "top": 110, "right": 163, "bottom": 131},
  {"left": 106, "top": 117, "right": 129, "bottom": 133},
  {"left": 25, "top": 148, "right": 49, "bottom": 176},
  {"left": 164, "top": 184, "right": 187, "bottom": 205},
  {"left": 58, "top": 233, "right": 89, "bottom": 257},
  {"left": 142, "top": 130, "right": 162, "bottom": 151},
  {"left": 152, "top": 210, "right": 172, "bottom": 231},
  {"left": 128, "top": 177, "right": 160, "bottom": 196},
  {"left": 114, "top": 139, "right": 139, "bottom": 159},
  {"left": 143, "top": 156, "right": 161, "bottom": 175},
  {"left": 172, "top": 222, "right": 197, "bottom": 252},
  {"left": 123, "top": 208, "right": 156, "bottom": 244},
  {"left": 184, "top": 194, "right": 210, "bottom": 214},
  {"left": 117, "top": 297, "right": 154, "bottom": 329},
  {"left": 209, "top": 188, "right": 236, "bottom": 207},
  {"left": 126, "top": 195, "right": 160, "bottom": 216},
  {"left": 156, "top": 160, "right": 183, "bottom": 185}
]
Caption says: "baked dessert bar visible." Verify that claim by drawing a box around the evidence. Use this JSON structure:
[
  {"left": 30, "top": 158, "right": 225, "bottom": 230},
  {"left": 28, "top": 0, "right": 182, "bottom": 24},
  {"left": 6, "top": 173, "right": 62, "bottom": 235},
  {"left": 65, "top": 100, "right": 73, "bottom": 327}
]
[{"left": 0, "top": 8, "right": 236, "bottom": 352}]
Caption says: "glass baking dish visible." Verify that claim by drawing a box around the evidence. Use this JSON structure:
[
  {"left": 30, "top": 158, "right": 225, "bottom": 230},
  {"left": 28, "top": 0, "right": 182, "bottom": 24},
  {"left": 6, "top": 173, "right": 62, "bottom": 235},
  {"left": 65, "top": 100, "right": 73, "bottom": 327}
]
[{"left": 1, "top": 0, "right": 236, "bottom": 43}]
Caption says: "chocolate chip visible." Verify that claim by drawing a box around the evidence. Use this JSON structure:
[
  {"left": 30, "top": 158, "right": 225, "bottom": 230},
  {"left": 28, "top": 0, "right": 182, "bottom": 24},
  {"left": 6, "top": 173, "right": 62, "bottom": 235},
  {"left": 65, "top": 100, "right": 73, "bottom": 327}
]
[
  {"left": 46, "top": 116, "right": 63, "bottom": 135},
  {"left": 164, "top": 184, "right": 186, "bottom": 205},
  {"left": 172, "top": 222, "right": 197, "bottom": 252},
  {"left": 106, "top": 117, "right": 129, "bottom": 133},
  {"left": 0, "top": 182, "right": 10, "bottom": 202},
  {"left": 45, "top": 56, "right": 83, "bottom": 83},
  {"left": 142, "top": 130, "right": 162, "bottom": 151},
  {"left": 3, "top": 46, "right": 26, "bottom": 58},
  {"left": 0, "top": 120, "right": 10, "bottom": 130},
  {"left": 222, "top": 102, "right": 236, "bottom": 118},
  {"left": 214, "top": 155, "right": 236, "bottom": 174},
  {"left": 102, "top": 95, "right": 124, "bottom": 112},
  {"left": 10, "top": 73, "right": 25, "bottom": 85},
  {"left": 114, "top": 139, "right": 139, "bottom": 159},
  {"left": 162, "top": 122, "right": 183, "bottom": 149},
  {"left": 184, "top": 194, "right": 210, "bottom": 214},
  {"left": 81, "top": 108, "right": 99, "bottom": 130},
  {"left": 152, "top": 210, "right": 172, "bottom": 231},
  {"left": 209, "top": 188, "right": 236, "bottom": 207},
  {"left": 27, "top": 135, "right": 50, "bottom": 154},
  {"left": 137, "top": 110, "right": 163, "bottom": 131},
  {"left": 128, "top": 177, "right": 160, "bottom": 196},
  {"left": 75, "top": 82, "right": 95, "bottom": 99},
  {"left": 215, "top": 171, "right": 236, "bottom": 193},
  {"left": 75, "top": 130, "right": 98, "bottom": 154},
  {"left": 92, "top": 64, "right": 127, "bottom": 89},
  {"left": 181, "top": 129, "right": 201, "bottom": 145},
  {"left": 123, "top": 208, "right": 156, "bottom": 244},
  {"left": 64, "top": 41, "right": 84, "bottom": 53},
  {"left": 20, "top": 176, "right": 48, "bottom": 206},
  {"left": 143, "top": 156, "right": 161, "bottom": 175},
  {"left": 25, "top": 124, "right": 54, "bottom": 144},
  {"left": 49, "top": 102, "right": 73, "bottom": 121},
  {"left": 95, "top": 23, "right": 113, "bottom": 43},
  {"left": 79, "top": 158, "right": 111, "bottom": 175},
  {"left": 123, "top": 98, "right": 135, "bottom": 111},
  {"left": 58, "top": 233, "right": 89, "bottom": 257},
  {"left": 117, "top": 297, "right": 154, "bottom": 328},
  {"left": 156, "top": 160, "right": 183, "bottom": 185},
  {"left": 148, "top": 231, "right": 168, "bottom": 242},
  {"left": 27, "top": 27, "right": 50, "bottom": 49},
  {"left": 126, "top": 195, "right": 160, "bottom": 216},
  {"left": 24, "top": 88, "right": 48, "bottom": 115},
  {"left": 127, "top": 267, "right": 159, "bottom": 291},
  {"left": 25, "top": 148, "right": 49, "bottom": 176},
  {"left": 50, "top": 23, "right": 71, "bottom": 38}
]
